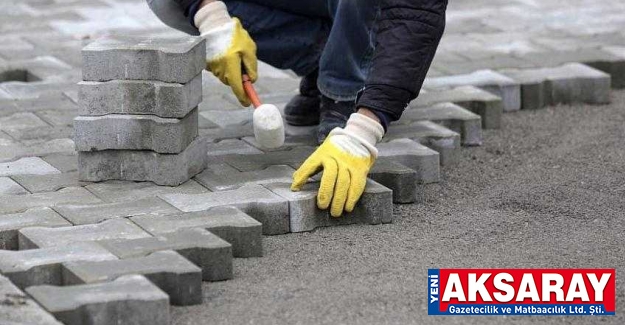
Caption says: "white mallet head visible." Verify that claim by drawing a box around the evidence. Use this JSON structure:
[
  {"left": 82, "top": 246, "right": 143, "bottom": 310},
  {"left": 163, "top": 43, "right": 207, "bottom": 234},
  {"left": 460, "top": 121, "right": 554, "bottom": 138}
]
[{"left": 253, "top": 104, "right": 285, "bottom": 149}]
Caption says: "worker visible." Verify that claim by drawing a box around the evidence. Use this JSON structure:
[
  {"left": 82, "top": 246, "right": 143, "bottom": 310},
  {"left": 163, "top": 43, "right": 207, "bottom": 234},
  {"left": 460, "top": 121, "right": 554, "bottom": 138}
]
[{"left": 148, "top": 0, "right": 447, "bottom": 217}]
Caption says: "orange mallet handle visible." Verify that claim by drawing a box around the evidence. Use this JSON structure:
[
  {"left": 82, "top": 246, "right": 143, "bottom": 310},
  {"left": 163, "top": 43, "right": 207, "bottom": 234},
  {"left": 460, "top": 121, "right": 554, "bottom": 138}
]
[{"left": 242, "top": 74, "right": 262, "bottom": 108}]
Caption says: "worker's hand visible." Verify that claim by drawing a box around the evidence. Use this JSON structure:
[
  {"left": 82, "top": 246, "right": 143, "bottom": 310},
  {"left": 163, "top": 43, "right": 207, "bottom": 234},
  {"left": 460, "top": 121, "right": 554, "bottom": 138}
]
[
  {"left": 194, "top": 1, "right": 257, "bottom": 107},
  {"left": 291, "top": 113, "right": 384, "bottom": 217}
]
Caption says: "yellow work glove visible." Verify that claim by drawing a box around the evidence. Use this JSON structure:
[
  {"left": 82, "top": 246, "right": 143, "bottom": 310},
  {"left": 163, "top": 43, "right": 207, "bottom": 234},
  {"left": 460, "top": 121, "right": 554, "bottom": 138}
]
[
  {"left": 291, "top": 113, "right": 385, "bottom": 217},
  {"left": 194, "top": 1, "right": 257, "bottom": 107}
]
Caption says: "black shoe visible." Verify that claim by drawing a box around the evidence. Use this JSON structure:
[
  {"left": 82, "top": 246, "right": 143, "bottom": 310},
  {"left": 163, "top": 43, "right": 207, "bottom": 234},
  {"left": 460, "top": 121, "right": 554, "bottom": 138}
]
[
  {"left": 284, "top": 69, "right": 321, "bottom": 126},
  {"left": 317, "top": 95, "right": 356, "bottom": 144}
]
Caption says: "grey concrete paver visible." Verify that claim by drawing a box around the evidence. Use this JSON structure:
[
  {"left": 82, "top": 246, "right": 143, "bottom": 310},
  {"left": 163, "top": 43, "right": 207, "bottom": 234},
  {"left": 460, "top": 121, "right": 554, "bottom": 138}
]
[
  {"left": 53, "top": 197, "right": 179, "bottom": 225},
  {"left": 206, "top": 138, "right": 264, "bottom": 156},
  {"left": 200, "top": 108, "right": 254, "bottom": 128},
  {"left": 0, "top": 157, "right": 60, "bottom": 177},
  {"left": 501, "top": 63, "right": 611, "bottom": 109},
  {"left": 160, "top": 184, "right": 290, "bottom": 235},
  {"left": 424, "top": 69, "right": 521, "bottom": 111},
  {"left": 0, "top": 207, "right": 70, "bottom": 250},
  {"left": 27, "top": 275, "right": 170, "bottom": 325},
  {"left": 130, "top": 206, "right": 262, "bottom": 258},
  {"left": 0, "top": 186, "right": 101, "bottom": 214},
  {"left": 195, "top": 165, "right": 295, "bottom": 191},
  {"left": 399, "top": 102, "right": 483, "bottom": 146},
  {"left": 18, "top": 218, "right": 151, "bottom": 249},
  {"left": 82, "top": 35, "right": 205, "bottom": 83},
  {"left": 98, "top": 228, "right": 233, "bottom": 282},
  {"left": 411, "top": 86, "right": 503, "bottom": 129},
  {"left": 384, "top": 121, "right": 461, "bottom": 166},
  {"left": 0, "top": 274, "right": 63, "bottom": 325},
  {"left": 0, "top": 138, "right": 75, "bottom": 163},
  {"left": 79, "top": 73, "right": 201, "bottom": 118},
  {"left": 5, "top": 125, "right": 74, "bottom": 143},
  {"left": 74, "top": 108, "right": 198, "bottom": 153},
  {"left": 0, "top": 177, "right": 29, "bottom": 195},
  {"left": 41, "top": 153, "right": 77, "bottom": 173},
  {"left": 265, "top": 179, "right": 393, "bottom": 232},
  {"left": 63, "top": 250, "right": 203, "bottom": 306},
  {"left": 84, "top": 179, "right": 208, "bottom": 203},
  {"left": 215, "top": 147, "right": 316, "bottom": 172},
  {"left": 369, "top": 159, "right": 420, "bottom": 204},
  {"left": 378, "top": 139, "right": 440, "bottom": 184},
  {"left": 78, "top": 136, "right": 207, "bottom": 186},
  {"left": 0, "top": 112, "right": 49, "bottom": 131},
  {"left": 11, "top": 171, "right": 85, "bottom": 193},
  {"left": 0, "top": 242, "right": 118, "bottom": 289}
]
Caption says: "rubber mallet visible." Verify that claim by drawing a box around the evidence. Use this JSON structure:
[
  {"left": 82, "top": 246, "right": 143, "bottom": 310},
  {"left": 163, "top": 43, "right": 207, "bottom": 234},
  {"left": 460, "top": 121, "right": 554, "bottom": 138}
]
[{"left": 242, "top": 74, "right": 285, "bottom": 149}]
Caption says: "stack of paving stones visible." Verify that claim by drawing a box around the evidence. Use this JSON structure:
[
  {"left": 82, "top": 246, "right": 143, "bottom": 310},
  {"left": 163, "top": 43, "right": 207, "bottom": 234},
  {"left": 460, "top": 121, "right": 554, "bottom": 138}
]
[{"left": 75, "top": 35, "right": 208, "bottom": 186}]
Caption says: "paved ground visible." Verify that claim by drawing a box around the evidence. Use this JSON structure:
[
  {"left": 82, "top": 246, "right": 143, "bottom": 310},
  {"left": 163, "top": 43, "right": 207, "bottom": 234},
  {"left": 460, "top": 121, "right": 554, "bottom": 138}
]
[
  {"left": 172, "top": 91, "right": 625, "bottom": 325},
  {"left": 1, "top": 0, "right": 624, "bottom": 324}
]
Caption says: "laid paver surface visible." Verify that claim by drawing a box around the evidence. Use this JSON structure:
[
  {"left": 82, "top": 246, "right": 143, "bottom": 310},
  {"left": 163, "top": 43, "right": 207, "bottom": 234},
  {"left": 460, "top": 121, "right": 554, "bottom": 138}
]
[
  {"left": 173, "top": 90, "right": 625, "bottom": 325},
  {"left": 1, "top": 0, "right": 624, "bottom": 324}
]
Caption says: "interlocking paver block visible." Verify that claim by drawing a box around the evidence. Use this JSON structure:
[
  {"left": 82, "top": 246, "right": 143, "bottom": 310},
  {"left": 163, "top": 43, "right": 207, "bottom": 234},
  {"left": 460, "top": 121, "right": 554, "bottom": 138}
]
[
  {"left": 74, "top": 109, "right": 198, "bottom": 153},
  {"left": 82, "top": 35, "right": 205, "bottom": 83},
  {"left": 201, "top": 123, "right": 255, "bottom": 141},
  {"left": 0, "top": 242, "right": 117, "bottom": 289},
  {"left": 79, "top": 73, "right": 201, "bottom": 118},
  {"left": 78, "top": 136, "right": 207, "bottom": 186},
  {"left": 27, "top": 275, "right": 170, "bottom": 325},
  {"left": 1, "top": 80, "right": 77, "bottom": 100},
  {"left": 0, "top": 138, "right": 75, "bottom": 163},
  {"left": 0, "top": 274, "right": 63, "bottom": 325},
  {"left": 263, "top": 182, "right": 328, "bottom": 233},
  {"left": 412, "top": 86, "right": 503, "bottom": 129},
  {"left": 199, "top": 108, "right": 253, "bottom": 128},
  {"left": 11, "top": 171, "right": 84, "bottom": 193},
  {"left": 18, "top": 219, "right": 151, "bottom": 250},
  {"left": 520, "top": 48, "right": 625, "bottom": 88},
  {"left": 0, "top": 176, "right": 28, "bottom": 195},
  {"left": 369, "top": 159, "right": 419, "bottom": 204},
  {"left": 0, "top": 187, "right": 101, "bottom": 214},
  {"left": 63, "top": 250, "right": 202, "bottom": 306},
  {"left": 5, "top": 125, "right": 74, "bottom": 143},
  {"left": 501, "top": 63, "right": 611, "bottom": 109},
  {"left": 130, "top": 206, "right": 262, "bottom": 258},
  {"left": 424, "top": 70, "right": 521, "bottom": 112},
  {"left": 264, "top": 179, "right": 393, "bottom": 232},
  {"left": 400, "top": 102, "right": 483, "bottom": 146},
  {"left": 206, "top": 138, "right": 263, "bottom": 156},
  {"left": 0, "top": 112, "right": 48, "bottom": 131},
  {"left": 160, "top": 184, "right": 289, "bottom": 235},
  {"left": 53, "top": 197, "right": 179, "bottom": 225},
  {"left": 0, "top": 157, "right": 60, "bottom": 177},
  {"left": 345, "top": 179, "right": 394, "bottom": 225},
  {"left": 385, "top": 121, "right": 460, "bottom": 166},
  {"left": 0, "top": 56, "right": 72, "bottom": 82},
  {"left": 242, "top": 134, "right": 318, "bottom": 152},
  {"left": 85, "top": 179, "right": 208, "bottom": 203},
  {"left": 98, "top": 228, "right": 233, "bottom": 281},
  {"left": 42, "top": 153, "right": 77, "bottom": 173},
  {"left": 195, "top": 165, "right": 295, "bottom": 191},
  {"left": 0, "top": 207, "right": 70, "bottom": 250},
  {"left": 217, "top": 147, "right": 316, "bottom": 172},
  {"left": 378, "top": 139, "right": 440, "bottom": 184}
]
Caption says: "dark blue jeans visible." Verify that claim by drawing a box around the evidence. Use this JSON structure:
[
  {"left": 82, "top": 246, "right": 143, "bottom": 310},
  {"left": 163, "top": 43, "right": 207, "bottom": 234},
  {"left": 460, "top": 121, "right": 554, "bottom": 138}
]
[{"left": 148, "top": 0, "right": 381, "bottom": 101}]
